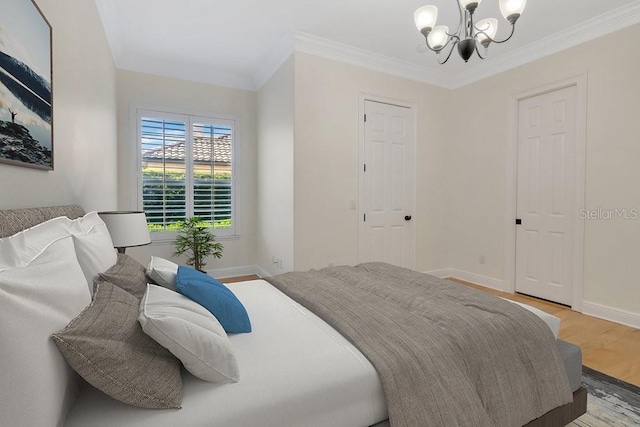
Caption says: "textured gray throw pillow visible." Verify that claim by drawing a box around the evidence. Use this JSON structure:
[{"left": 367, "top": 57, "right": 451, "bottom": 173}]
[
  {"left": 97, "top": 253, "right": 148, "bottom": 299},
  {"left": 52, "top": 282, "right": 183, "bottom": 409}
]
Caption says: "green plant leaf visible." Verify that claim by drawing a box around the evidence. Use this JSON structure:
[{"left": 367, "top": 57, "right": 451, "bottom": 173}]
[{"left": 172, "top": 217, "right": 224, "bottom": 271}]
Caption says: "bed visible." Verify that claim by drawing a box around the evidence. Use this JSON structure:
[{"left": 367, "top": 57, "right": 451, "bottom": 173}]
[
  {"left": 64, "top": 279, "right": 388, "bottom": 426},
  {"left": 0, "top": 205, "right": 587, "bottom": 427}
]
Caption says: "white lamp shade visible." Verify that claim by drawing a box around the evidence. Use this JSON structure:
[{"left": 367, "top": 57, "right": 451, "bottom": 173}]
[
  {"left": 98, "top": 211, "right": 151, "bottom": 249},
  {"left": 459, "top": 0, "right": 482, "bottom": 11},
  {"left": 475, "top": 18, "right": 498, "bottom": 45},
  {"left": 499, "top": 0, "right": 526, "bottom": 22},
  {"left": 414, "top": 5, "right": 438, "bottom": 32},
  {"left": 428, "top": 25, "right": 450, "bottom": 51}
]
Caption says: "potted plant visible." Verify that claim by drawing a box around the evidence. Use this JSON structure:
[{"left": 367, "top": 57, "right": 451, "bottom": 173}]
[{"left": 173, "top": 217, "right": 223, "bottom": 272}]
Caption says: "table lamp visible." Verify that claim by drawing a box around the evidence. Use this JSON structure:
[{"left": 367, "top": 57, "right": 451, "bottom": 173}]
[{"left": 98, "top": 211, "right": 151, "bottom": 253}]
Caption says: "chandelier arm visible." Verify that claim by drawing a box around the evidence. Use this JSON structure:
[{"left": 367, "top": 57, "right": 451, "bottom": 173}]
[
  {"left": 421, "top": 36, "right": 440, "bottom": 53},
  {"left": 438, "top": 34, "right": 457, "bottom": 54},
  {"left": 473, "top": 20, "right": 491, "bottom": 35},
  {"left": 437, "top": 39, "right": 459, "bottom": 65},
  {"left": 423, "top": 34, "right": 455, "bottom": 54},
  {"left": 477, "top": 22, "right": 517, "bottom": 45},
  {"left": 450, "top": 0, "right": 464, "bottom": 38},
  {"left": 475, "top": 43, "right": 486, "bottom": 60}
]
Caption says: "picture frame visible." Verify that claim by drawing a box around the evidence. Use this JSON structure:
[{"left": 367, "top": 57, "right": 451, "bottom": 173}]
[{"left": 0, "top": 0, "right": 53, "bottom": 170}]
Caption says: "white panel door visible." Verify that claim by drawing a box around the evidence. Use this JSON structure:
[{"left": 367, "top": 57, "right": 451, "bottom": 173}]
[
  {"left": 516, "top": 86, "right": 577, "bottom": 305},
  {"left": 359, "top": 100, "right": 415, "bottom": 269}
]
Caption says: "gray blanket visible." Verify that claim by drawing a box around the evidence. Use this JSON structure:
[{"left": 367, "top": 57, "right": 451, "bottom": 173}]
[{"left": 266, "top": 263, "right": 573, "bottom": 427}]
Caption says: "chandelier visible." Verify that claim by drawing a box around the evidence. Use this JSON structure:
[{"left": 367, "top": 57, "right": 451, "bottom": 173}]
[{"left": 414, "top": 0, "right": 527, "bottom": 64}]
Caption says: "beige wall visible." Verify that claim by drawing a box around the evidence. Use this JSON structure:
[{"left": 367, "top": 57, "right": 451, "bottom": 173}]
[
  {"left": 446, "top": 24, "right": 640, "bottom": 313},
  {"left": 115, "top": 23, "right": 640, "bottom": 316},
  {"left": 0, "top": 0, "right": 117, "bottom": 211},
  {"left": 287, "top": 24, "right": 640, "bottom": 317},
  {"left": 117, "top": 70, "right": 257, "bottom": 272},
  {"left": 293, "top": 53, "right": 451, "bottom": 272},
  {"left": 256, "top": 57, "right": 295, "bottom": 276}
]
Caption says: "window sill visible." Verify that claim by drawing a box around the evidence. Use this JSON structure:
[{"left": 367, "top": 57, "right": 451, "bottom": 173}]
[{"left": 150, "top": 232, "right": 240, "bottom": 244}]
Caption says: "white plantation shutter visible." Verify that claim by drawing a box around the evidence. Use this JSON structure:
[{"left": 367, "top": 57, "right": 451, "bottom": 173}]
[
  {"left": 192, "top": 122, "right": 233, "bottom": 231},
  {"left": 140, "top": 117, "right": 188, "bottom": 230},
  {"left": 138, "top": 110, "right": 235, "bottom": 236}
]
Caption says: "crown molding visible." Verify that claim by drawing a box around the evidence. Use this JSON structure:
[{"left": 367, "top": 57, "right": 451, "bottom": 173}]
[
  {"left": 95, "top": 0, "right": 124, "bottom": 68},
  {"left": 252, "top": 34, "right": 295, "bottom": 90},
  {"left": 451, "top": 2, "right": 640, "bottom": 88},
  {"left": 292, "top": 32, "right": 455, "bottom": 89}
]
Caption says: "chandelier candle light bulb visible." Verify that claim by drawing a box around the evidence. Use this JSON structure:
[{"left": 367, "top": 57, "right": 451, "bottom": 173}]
[
  {"left": 500, "top": 0, "right": 527, "bottom": 24},
  {"left": 428, "top": 25, "right": 450, "bottom": 51},
  {"left": 415, "top": 0, "right": 525, "bottom": 64},
  {"left": 414, "top": 5, "right": 438, "bottom": 34},
  {"left": 459, "top": 0, "right": 482, "bottom": 13},
  {"left": 475, "top": 18, "right": 498, "bottom": 47}
]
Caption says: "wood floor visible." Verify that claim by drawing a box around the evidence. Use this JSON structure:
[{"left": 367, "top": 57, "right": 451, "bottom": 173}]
[
  {"left": 449, "top": 278, "right": 640, "bottom": 387},
  {"left": 221, "top": 274, "right": 639, "bottom": 387},
  {"left": 220, "top": 275, "right": 260, "bottom": 284}
]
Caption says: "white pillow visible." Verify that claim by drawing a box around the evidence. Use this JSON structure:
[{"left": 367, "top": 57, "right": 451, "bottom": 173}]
[
  {"left": 0, "top": 223, "right": 92, "bottom": 427},
  {"left": 0, "top": 216, "right": 69, "bottom": 269},
  {"left": 68, "top": 212, "right": 117, "bottom": 288},
  {"left": 147, "top": 256, "right": 179, "bottom": 290},
  {"left": 139, "top": 284, "right": 239, "bottom": 383}
]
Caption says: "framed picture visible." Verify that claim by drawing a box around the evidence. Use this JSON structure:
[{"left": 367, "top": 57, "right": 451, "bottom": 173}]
[{"left": 0, "top": 0, "right": 53, "bottom": 170}]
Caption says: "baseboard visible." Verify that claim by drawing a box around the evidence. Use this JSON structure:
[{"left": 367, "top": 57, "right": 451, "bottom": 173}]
[
  {"left": 254, "top": 265, "right": 271, "bottom": 279},
  {"left": 424, "top": 268, "right": 455, "bottom": 279},
  {"left": 206, "top": 265, "right": 260, "bottom": 279},
  {"left": 426, "top": 268, "right": 506, "bottom": 293},
  {"left": 582, "top": 301, "right": 640, "bottom": 330}
]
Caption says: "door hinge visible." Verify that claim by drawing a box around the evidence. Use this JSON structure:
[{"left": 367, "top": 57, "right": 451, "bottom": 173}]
[
  {"left": 363, "top": 214, "right": 366, "bottom": 222},
  {"left": 364, "top": 164, "right": 367, "bottom": 172},
  {"left": 516, "top": 218, "right": 522, "bottom": 225},
  {"left": 364, "top": 114, "right": 367, "bottom": 122}
]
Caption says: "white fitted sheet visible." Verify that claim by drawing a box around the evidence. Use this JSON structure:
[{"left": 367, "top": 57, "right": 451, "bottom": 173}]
[{"left": 64, "top": 280, "right": 387, "bottom": 427}]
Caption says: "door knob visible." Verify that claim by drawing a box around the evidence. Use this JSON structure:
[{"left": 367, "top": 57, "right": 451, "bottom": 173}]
[{"left": 404, "top": 215, "right": 412, "bottom": 221}]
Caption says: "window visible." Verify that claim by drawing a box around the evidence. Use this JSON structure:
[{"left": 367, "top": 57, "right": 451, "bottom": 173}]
[{"left": 137, "top": 110, "right": 235, "bottom": 237}]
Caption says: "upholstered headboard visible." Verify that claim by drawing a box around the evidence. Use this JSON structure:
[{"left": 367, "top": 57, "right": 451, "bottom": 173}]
[{"left": 0, "top": 205, "right": 86, "bottom": 238}]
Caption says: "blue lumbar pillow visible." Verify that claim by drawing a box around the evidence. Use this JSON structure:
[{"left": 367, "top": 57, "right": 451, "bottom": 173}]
[{"left": 175, "top": 266, "right": 251, "bottom": 334}]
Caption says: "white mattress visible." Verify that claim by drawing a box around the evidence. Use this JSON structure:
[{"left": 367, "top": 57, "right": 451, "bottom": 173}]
[
  {"left": 501, "top": 297, "right": 561, "bottom": 338},
  {"left": 64, "top": 280, "right": 388, "bottom": 427}
]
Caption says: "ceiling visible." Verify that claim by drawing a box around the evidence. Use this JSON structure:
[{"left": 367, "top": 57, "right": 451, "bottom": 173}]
[{"left": 95, "top": 0, "right": 640, "bottom": 90}]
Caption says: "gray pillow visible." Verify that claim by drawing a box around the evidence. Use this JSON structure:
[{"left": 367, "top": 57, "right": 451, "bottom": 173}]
[
  {"left": 97, "top": 253, "right": 148, "bottom": 299},
  {"left": 52, "top": 282, "right": 183, "bottom": 409}
]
